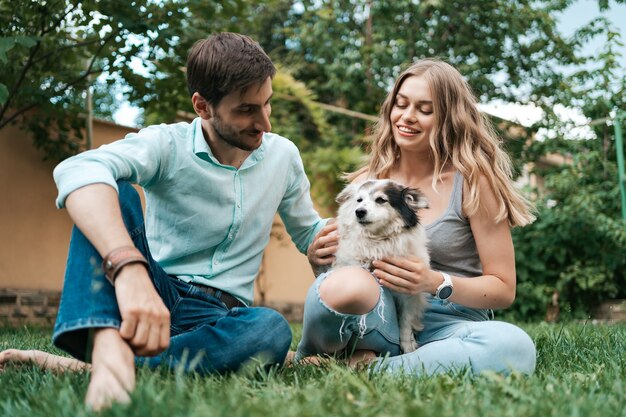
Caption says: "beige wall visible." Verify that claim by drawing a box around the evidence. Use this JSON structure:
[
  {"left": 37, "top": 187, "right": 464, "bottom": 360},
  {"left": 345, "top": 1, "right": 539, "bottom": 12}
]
[
  {"left": 0, "top": 119, "right": 315, "bottom": 303},
  {"left": 255, "top": 218, "right": 316, "bottom": 304},
  {"left": 0, "top": 122, "right": 69, "bottom": 290}
]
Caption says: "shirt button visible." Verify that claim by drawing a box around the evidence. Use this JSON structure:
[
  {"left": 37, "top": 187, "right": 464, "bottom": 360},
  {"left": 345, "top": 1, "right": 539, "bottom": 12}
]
[
  {"left": 214, "top": 260, "right": 219, "bottom": 265},
  {"left": 237, "top": 203, "right": 241, "bottom": 208}
]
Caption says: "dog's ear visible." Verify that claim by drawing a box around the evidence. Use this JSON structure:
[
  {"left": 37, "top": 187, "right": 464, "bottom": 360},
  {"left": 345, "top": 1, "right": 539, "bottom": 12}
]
[
  {"left": 336, "top": 183, "right": 357, "bottom": 204},
  {"left": 403, "top": 187, "right": 429, "bottom": 211}
]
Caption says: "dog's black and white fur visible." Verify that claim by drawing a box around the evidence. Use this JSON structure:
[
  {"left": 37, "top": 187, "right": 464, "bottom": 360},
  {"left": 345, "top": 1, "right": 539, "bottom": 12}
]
[{"left": 333, "top": 179, "right": 430, "bottom": 353}]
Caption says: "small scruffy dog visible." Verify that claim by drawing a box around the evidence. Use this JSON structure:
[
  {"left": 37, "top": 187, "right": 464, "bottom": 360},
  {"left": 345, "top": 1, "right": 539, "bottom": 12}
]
[{"left": 333, "top": 179, "right": 430, "bottom": 353}]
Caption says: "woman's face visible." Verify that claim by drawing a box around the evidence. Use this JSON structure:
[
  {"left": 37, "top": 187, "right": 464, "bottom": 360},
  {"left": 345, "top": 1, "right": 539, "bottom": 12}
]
[{"left": 389, "top": 75, "right": 435, "bottom": 153}]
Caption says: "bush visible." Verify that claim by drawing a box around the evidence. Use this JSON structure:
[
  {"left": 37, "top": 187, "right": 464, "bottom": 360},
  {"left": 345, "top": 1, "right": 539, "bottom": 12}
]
[{"left": 509, "top": 149, "right": 626, "bottom": 321}]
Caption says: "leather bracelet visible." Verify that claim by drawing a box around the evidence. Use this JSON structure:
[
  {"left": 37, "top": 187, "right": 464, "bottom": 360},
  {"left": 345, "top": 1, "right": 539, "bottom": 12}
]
[{"left": 101, "top": 246, "right": 149, "bottom": 286}]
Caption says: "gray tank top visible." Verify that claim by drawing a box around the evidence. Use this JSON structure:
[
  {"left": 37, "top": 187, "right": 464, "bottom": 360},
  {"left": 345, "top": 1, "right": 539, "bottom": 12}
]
[{"left": 426, "top": 171, "right": 482, "bottom": 277}]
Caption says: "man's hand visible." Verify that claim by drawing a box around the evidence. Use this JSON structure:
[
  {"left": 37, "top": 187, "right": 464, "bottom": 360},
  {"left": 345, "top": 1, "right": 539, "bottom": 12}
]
[
  {"left": 307, "top": 220, "right": 339, "bottom": 274},
  {"left": 113, "top": 264, "right": 170, "bottom": 356}
]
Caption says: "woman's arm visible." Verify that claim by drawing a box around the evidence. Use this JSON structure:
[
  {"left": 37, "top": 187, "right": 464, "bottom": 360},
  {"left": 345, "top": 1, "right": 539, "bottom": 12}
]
[{"left": 454, "top": 175, "right": 516, "bottom": 308}]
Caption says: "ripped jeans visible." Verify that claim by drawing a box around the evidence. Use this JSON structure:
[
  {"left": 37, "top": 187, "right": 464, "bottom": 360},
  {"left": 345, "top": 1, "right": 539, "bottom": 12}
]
[
  {"left": 295, "top": 271, "right": 401, "bottom": 362},
  {"left": 296, "top": 271, "right": 536, "bottom": 375}
]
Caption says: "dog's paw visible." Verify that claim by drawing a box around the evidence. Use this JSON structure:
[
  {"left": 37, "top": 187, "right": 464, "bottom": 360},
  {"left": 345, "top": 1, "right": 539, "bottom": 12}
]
[
  {"left": 400, "top": 334, "right": 418, "bottom": 353},
  {"left": 411, "top": 320, "right": 425, "bottom": 332}
]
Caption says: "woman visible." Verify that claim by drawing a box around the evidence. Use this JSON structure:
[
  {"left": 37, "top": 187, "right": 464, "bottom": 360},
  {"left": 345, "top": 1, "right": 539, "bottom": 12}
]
[{"left": 298, "top": 58, "right": 537, "bottom": 374}]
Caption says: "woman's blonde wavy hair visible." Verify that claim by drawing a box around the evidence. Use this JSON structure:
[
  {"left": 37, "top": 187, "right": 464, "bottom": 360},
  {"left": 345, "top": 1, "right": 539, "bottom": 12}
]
[{"left": 347, "top": 58, "right": 534, "bottom": 227}]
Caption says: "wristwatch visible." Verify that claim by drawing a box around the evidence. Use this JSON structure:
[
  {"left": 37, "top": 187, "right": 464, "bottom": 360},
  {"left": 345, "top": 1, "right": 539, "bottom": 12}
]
[{"left": 435, "top": 272, "right": 453, "bottom": 300}]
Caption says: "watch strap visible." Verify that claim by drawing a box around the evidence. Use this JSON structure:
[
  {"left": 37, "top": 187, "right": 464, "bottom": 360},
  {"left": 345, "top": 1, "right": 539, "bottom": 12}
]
[{"left": 435, "top": 272, "right": 453, "bottom": 300}]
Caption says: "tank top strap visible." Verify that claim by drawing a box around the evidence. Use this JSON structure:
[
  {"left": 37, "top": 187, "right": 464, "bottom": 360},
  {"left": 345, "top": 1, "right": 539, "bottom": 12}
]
[{"left": 450, "top": 170, "right": 464, "bottom": 219}]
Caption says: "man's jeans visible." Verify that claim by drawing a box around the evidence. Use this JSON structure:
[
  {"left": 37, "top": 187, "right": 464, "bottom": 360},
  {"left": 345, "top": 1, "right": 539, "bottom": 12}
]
[{"left": 52, "top": 182, "right": 292, "bottom": 374}]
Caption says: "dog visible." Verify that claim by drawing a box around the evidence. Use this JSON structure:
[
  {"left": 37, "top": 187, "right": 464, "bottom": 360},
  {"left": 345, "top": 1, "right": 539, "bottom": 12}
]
[{"left": 333, "top": 179, "right": 430, "bottom": 353}]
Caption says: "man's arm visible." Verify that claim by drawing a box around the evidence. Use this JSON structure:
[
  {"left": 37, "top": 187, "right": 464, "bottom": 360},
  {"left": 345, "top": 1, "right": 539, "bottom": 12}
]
[
  {"left": 275, "top": 146, "right": 336, "bottom": 274},
  {"left": 65, "top": 183, "right": 170, "bottom": 356},
  {"left": 306, "top": 220, "right": 339, "bottom": 276}
]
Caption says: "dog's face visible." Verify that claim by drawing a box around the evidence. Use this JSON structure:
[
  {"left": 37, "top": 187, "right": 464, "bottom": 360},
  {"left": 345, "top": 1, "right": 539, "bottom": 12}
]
[{"left": 336, "top": 180, "right": 428, "bottom": 238}]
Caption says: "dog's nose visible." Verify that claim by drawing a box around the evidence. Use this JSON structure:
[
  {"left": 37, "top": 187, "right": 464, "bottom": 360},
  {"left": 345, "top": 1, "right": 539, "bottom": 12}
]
[{"left": 355, "top": 208, "right": 367, "bottom": 219}]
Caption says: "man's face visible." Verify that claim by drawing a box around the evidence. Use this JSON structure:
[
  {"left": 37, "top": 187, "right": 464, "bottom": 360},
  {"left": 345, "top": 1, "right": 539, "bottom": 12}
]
[{"left": 209, "top": 77, "right": 273, "bottom": 151}]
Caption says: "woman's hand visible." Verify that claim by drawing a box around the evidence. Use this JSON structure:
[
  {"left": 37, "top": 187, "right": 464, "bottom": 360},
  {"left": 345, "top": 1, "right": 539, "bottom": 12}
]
[
  {"left": 372, "top": 256, "right": 439, "bottom": 295},
  {"left": 307, "top": 220, "right": 339, "bottom": 268}
]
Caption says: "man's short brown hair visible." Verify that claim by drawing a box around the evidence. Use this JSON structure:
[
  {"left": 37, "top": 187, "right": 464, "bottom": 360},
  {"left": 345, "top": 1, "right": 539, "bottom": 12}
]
[{"left": 186, "top": 32, "right": 276, "bottom": 106}]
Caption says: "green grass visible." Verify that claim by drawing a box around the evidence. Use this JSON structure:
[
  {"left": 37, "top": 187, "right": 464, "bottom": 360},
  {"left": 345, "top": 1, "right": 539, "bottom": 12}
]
[{"left": 1, "top": 322, "right": 624, "bottom": 417}]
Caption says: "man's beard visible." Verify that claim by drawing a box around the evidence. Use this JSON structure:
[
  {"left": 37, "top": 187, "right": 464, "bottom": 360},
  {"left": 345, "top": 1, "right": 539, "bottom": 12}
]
[{"left": 210, "top": 115, "right": 262, "bottom": 152}]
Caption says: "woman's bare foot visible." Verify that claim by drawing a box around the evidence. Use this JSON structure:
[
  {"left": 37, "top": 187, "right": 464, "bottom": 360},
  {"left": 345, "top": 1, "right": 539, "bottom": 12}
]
[
  {"left": 288, "top": 350, "right": 377, "bottom": 368},
  {"left": 0, "top": 349, "right": 89, "bottom": 372},
  {"left": 300, "top": 355, "right": 332, "bottom": 366},
  {"left": 284, "top": 350, "right": 332, "bottom": 367},
  {"left": 346, "top": 350, "right": 377, "bottom": 369},
  {"left": 284, "top": 350, "right": 296, "bottom": 366},
  {"left": 84, "top": 328, "right": 136, "bottom": 411},
  {"left": 283, "top": 351, "right": 328, "bottom": 365}
]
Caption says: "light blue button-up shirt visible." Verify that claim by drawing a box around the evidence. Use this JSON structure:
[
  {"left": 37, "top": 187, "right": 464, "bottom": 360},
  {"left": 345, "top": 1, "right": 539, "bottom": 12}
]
[{"left": 53, "top": 118, "right": 326, "bottom": 305}]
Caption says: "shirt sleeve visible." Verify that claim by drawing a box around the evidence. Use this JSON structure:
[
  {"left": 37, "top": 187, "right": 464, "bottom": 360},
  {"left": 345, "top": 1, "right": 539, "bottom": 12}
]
[
  {"left": 277, "top": 146, "right": 329, "bottom": 254},
  {"left": 53, "top": 125, "right": 171, "bottom": 208}
]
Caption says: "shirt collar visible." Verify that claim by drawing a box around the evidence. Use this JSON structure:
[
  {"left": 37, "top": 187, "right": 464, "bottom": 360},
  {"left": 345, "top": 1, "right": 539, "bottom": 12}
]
[{"left": 191, "top": 117, "right": 266, "bottom": 169}]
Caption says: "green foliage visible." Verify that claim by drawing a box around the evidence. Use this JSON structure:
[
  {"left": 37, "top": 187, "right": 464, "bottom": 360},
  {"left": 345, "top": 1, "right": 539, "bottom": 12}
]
[
  {"left": 271, "top": 70, "right": 366, "bottom": 215},
  {"left": 3, "top": 0, "right": 626, "bottom": 320},
  {"left": 0, "top": 0, "right": 198, "bottom": 160},
  {"left": 1, "top": 323, "right": 625, "bottom": 417},
  {"left": 508, "top": 10, "right": 626, "bottom": 320},
  {"left": 118, "top": 0, "right": 601, "bottom": 217},
  {"left": 273, "top": 0, "right": 578, "bottom": 113},
  {"left": 511, "top": 147, "right": 626, "bottom": 321}
]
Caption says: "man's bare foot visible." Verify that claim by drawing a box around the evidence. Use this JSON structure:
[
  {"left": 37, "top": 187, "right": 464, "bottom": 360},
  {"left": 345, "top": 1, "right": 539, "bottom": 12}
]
[
  {"left": 0, "top": 349, "right": 89, "bottom": 372},
  {"left": 84, "top": 328, "right": 136, "bottom": 411}
]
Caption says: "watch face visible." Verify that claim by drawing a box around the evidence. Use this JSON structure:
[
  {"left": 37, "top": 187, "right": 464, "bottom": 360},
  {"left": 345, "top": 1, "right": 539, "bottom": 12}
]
[{"left": 438, "top": 286, "right": 453, "bottom": 300}]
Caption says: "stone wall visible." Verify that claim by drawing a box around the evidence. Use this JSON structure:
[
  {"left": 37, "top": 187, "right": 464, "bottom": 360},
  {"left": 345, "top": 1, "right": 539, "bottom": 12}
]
[
  {"left": 261, "top": 302, "right": 304, "bottom": 323},
  {"left": 0, "top": 288, "right": 304, "bottom": 325},
  {"left": 592, "top": 300, "right": 626, "bottom": 323},
  {"left": 0, "top": 288, "right": 60, "bottom": 325},
  {"left": 2, "top": 287, "right": 622, "bottom": 326}
]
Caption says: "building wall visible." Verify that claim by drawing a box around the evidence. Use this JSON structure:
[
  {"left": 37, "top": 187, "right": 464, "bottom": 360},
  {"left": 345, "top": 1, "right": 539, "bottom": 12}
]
[
  {"left": 0, "top": 119, "right": 140, "bottom": 291},
  {"left": 1, "top": 122, "right": 73, "bottom": 291},
  {"left": 0, "top": 119, "right": 315, "bottom": 322}
]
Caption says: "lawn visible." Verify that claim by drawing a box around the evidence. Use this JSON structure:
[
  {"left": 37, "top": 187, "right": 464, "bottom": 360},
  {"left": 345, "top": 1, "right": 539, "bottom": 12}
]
[{"left": 0, "top": 322, "right": 624, "bottom": 417}]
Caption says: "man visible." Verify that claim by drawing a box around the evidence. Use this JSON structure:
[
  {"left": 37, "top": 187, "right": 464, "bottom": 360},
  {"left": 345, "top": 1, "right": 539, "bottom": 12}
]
[{"left": 0, "top": 32, "right": 333, "bottom": 409}]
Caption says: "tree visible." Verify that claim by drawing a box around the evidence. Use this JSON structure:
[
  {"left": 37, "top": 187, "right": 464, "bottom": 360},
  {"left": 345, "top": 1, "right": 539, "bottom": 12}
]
[
  {"left": 123, "top": 0, "right": 592, "bottom": 210},
  {"left": 0, "top": 0, "right": 193, "bottom": 160},
  {"left": 269, "top": 1, "right": 579, "bottom": 117},
  {"left": 127, "top": 0, "right": 297, "bottom": 126},
  {"left": 270, "top": 69, "right": 365, "bottom": 215},
  {"left": 4, "top": 1, "right": 625, "bottom": 319},
  {"left": 509, "top": 10, "right": 626, "bottom": 320}
]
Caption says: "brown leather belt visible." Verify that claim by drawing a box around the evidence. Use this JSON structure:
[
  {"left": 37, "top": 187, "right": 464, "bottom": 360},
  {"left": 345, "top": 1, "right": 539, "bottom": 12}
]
[{"left": 190, "top": 282, "right": 246, "bottom": 309}]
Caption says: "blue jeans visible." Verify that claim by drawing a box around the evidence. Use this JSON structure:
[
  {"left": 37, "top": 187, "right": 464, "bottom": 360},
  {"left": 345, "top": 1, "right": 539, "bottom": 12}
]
[
  {"left": 52, "top": 182, "right": 292, "bottom": 374},
  {"left": 297, "top": 272, "right": 536, "bottom": 375}
]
